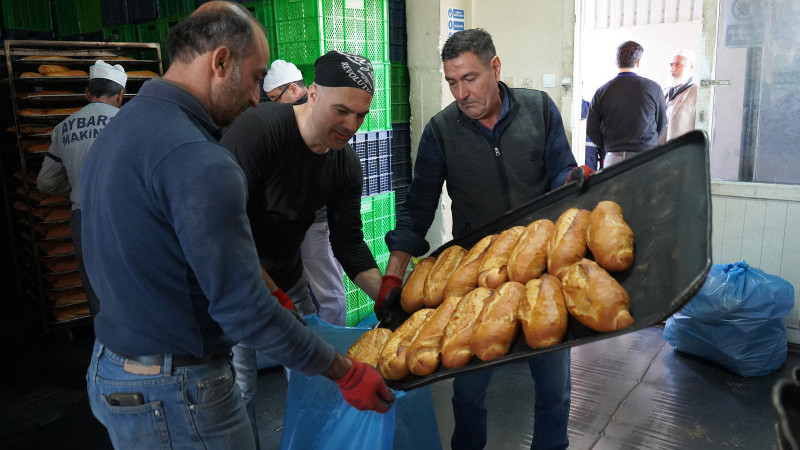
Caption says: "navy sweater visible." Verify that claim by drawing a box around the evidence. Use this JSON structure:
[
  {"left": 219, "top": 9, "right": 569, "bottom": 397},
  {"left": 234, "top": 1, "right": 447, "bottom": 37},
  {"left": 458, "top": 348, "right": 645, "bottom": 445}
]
[{"left": 80, "top": 79, "right": 334, "bottom": 375}]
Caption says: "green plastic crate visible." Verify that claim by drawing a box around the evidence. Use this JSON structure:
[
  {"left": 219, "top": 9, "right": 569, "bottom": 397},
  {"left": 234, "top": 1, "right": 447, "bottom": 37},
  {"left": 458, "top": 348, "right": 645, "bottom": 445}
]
[
  {"left": 391, "top": 62, "right": 410, "bottom": 123},
  {"left": 243, "top": 0, "right": 279, "bottom": 63},
  {"left": 103, "top": 25, "right": 139, "bottom": 43},
  {"left": 158, "top": 0, "right": 194, "bottom": 18},
  {"left": 275, "top": 0, "right": 387, "bottom": 66},
  {"left": 357, "top": 62, "right": 391, "bottom": 133},
  {"left": 138, "top": 16, "right": 184, "bottom": 66},
  {"left": 53, "top": 0, "right": 102, "bottom": 37},
  {"left": 1, "top": 0, "right": 52, "bottom": 31}
]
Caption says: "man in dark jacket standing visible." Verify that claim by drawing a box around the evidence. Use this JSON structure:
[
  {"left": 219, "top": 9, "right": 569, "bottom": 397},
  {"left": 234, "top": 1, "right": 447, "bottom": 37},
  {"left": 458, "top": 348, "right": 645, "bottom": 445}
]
[
  {"left": 587, "top": 40, "right": 667, "bottom": 167},
  {"left": 381, "top": 29, "right": 576, "bottom": 450}
]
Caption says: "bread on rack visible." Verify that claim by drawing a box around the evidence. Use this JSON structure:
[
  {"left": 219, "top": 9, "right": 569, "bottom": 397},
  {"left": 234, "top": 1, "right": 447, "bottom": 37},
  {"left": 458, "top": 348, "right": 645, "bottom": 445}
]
[
  {"left": 20, "top": 72, "right": 44, "bottom": 78},
  {"left": 518, "top": 274, "right": 567, "bottom": 349},
  {"left": 126, "top": 70, "right": 159, "bottom": 77},
  {"left": 37, "top": 64, "right": 70, "bottom": 74},
  {"left": 45, "top": 70, "right": 88, "bottom": 77},
  {"left": 422, "top": 245, "right": 467, "bottom": 308},
  {"left": 19, "top": 90, "right": 74, "bottom": 98},
  {"left": 507, "top": 219, "right": 555, "bottom": 284},
  {"left": 19, "top": 108, "right": 47, "bottom": 116},
  {"left": 25, "top": 143, "right": 50, "bottom": 153},
  {"left": 548, "top": 207, "right": 591, "bottom": 279},
  {"left": 477, "top": 226, "right": 525, "bottom": 289},
  {"left": 470, "top": 281, "right": 525, "bottom": 361},
  {"left": 401, "top": 256, "right": 436, "bottom": 313},
  {"left": 586, "top": 200, "right": 634, "bottom": 272}
]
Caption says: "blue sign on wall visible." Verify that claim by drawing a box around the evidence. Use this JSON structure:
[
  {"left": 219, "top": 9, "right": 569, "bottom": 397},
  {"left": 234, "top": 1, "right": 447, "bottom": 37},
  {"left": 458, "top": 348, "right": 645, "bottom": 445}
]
[{"left": 447, "top": 7, "right": 465, "bottom": 37}]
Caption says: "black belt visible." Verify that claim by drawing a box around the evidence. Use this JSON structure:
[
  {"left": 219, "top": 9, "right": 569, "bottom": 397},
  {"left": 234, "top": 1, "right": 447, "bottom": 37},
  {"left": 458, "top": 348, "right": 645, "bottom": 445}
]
[{"left": 120, "top": 351, "right": 231, "bottom": 368}]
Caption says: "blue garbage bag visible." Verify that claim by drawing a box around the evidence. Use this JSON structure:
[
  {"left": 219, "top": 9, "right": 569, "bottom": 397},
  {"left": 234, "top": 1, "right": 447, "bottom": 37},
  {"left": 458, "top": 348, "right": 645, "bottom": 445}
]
[
  {"left": 663, "top": 261, "right": 795, "bottom": 376},
  {"left": 280, "top": 315, "right": 441, "bottom": 450}
]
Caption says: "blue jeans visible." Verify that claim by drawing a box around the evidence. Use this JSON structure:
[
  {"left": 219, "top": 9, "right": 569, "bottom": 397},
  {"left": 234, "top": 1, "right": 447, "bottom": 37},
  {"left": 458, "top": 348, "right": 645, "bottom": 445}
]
[
  {"left": 451, "top": 349, "right": 571, "bottom": 450},
  {"left": 87, "top": 340, "right": 255, "bottom": 449}
]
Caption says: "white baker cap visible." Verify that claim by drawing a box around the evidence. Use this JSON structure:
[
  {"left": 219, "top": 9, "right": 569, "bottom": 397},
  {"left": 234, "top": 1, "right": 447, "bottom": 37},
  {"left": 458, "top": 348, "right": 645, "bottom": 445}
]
[
  {"left": 90, "top": 60, "right": 127, "bottom": 88},
  {"left": 263, "top": 60, "right": 303, "bottom": 92}
]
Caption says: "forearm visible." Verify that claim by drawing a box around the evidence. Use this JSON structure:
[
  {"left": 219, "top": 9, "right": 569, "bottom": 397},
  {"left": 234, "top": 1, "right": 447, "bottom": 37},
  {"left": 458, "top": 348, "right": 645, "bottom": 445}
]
[
  {"left": 384, "top": 250, "right": 412, "bottom": 279},
  {"left": 354, "top": 267, "right": 383, "bottom": 300},
  {"left": 322, "top": 351, "right": 352, "bottom": 380},
  {"left": 260, "top": 266, "right": 279, "bottom": 292}
]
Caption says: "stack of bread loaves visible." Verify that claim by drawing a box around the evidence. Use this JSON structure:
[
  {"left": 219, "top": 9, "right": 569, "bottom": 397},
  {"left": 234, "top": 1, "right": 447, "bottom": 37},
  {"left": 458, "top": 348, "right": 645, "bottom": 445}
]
[{"left": 348, "top": 200, "right": 636, "bottom": 381}]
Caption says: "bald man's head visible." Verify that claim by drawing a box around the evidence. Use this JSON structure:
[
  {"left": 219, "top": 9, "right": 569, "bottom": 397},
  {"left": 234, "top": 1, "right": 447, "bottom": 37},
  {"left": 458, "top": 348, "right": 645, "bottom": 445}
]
[{"left": 166, "top": 1, "right": 265, "bottom": 65}]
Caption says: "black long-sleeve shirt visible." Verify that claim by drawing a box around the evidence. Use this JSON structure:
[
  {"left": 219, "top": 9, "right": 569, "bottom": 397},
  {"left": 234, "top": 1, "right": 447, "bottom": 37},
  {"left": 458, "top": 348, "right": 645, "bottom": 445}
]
[
  {"left": 587, "top": 72, "right": 667, "bottom": 152},
  {"left": 220, "top": 102, "right": 376, "bottom": 289}
]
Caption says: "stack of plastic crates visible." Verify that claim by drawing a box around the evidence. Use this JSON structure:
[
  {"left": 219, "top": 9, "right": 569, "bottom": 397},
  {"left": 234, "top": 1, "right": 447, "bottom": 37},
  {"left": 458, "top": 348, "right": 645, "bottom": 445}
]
[
  {"left": 0, "top": 0, "right": 54, "bottom": 40},
  {"left": 344, "top": 191, "right": 395, "bottom": 326},
  {"left": 350, "top": 130, "right": 392, "bottom": 197},
  {"left": 388, "top": 0, "right": 410, "bottom": 211},
  {"left": 53, "top": 0, "right": 104, "bottom": 41},
  {"left": 274, "top": 0, "right": 390, "bottom": 133},
  {"left": 390, "top": 123, "right": 411, "bottom": 209}
]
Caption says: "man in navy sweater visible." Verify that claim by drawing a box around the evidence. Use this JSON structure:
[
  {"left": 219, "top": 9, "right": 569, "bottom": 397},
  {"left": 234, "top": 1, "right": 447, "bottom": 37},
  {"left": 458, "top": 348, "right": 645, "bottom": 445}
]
[
  {"left": 587, "top": 40, "right": 667, "bottom": 167},
  {"left": 80, "top": 3, "right": 392, "bottom": 449}
]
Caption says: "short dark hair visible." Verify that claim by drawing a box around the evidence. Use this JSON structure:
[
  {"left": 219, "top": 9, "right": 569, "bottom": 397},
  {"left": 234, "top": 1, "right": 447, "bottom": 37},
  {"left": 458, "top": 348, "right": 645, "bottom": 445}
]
[
  {"left": 166, "top": 3, "right": 261, "bottom": 65},
  {"left": 87, "top": 78, "right": 124, "bottom": 98},
  {"left": 617, "top": 41, "right": 644, "bottom": 68},
  {"left": 441, "top": 28, "right": 496, "bottom": 67}
]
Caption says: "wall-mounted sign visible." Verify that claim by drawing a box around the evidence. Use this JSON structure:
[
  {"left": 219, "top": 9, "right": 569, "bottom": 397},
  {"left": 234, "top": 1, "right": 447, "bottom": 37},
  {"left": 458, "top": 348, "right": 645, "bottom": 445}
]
[{"left": 447, "top": 7, "right": 465, "bottom": 37}]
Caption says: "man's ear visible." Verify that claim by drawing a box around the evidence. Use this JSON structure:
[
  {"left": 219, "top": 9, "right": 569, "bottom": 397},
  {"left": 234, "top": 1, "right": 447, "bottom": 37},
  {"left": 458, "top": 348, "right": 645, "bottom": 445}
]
[
  {"left": 210, "top": 47, "right": 232, "bottom": 77},
  {"left": 85, "top": 87, "right": 91, "bottom": 102},
  {"left": 491, "top": 55, "right": 502, "bottom": 81}
]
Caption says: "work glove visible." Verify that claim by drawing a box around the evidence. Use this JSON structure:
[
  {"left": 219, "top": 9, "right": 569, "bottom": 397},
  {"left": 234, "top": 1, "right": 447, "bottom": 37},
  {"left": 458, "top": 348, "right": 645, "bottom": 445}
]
[
  {"left": 565, "top": 165, "right": 594, "bottom": 185},
  {"left": 335, "top": 357, "right": 395, "bottom": 413},
  {"left": 272, "top": 288, "right": 305, "bottom": 325},
  {"left": 374, "top": 275, "right": 402, "bottom": 323}
]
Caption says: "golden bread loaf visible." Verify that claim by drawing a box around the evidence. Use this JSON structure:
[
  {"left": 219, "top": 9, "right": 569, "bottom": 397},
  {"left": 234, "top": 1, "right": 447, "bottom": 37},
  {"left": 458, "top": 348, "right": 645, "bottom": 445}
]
[
  {"left": 377, "top": 308, "right": 435, "bottom": 380},
  {"left": 548, "top": 208, "right": 591, "bottom": 279},
  {"left": 38, "top": 64, "right": 70, "bottom": 74},
  {"left": 347, "top": 328, "right": 393, "bottom": 367},
  {"left": 507, "top": 219, "right": 555, "bottom": 284},
  {"left": 586, "top": 201, "right": 634, "bottom": 272},
  {"left": 561, "top": 258, "right": 635, "bottom": 332},
  {"left": 441, "top": 287, "right": 493, "bottom": 368},
  {"left": 470, "top": 281, "right": 525, "bottom": 361},
  {"left": 443, "top": 234, "right": 496, "bottom": 299},
  {"left": 45, "top": 70, "right": 88, "bottom": 77},
  {"left": 422, "top": 245, "right": 467, "bottom": 308},
  {"left": 477, "top": 226, "right": 525, "bottom": 289},
  {"left": 126, "top": 70, "right": 159, "bottom": 77},
  {"left": 518, "top": 274, "right": 567, "bottom": 348},
  {"left": 400, "top": 257, "right": 436, "bottom": 313},
  {"left": 406, "top": 295, "right": 462, "bottom": 376},
  {"left": 47, "top": 107, "right": 82, "bottom": 115}
]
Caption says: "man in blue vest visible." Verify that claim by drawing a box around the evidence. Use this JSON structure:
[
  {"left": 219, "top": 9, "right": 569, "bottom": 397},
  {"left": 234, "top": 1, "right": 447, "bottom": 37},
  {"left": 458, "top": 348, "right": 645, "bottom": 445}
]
[{"left": 380, "top": 28, "right": 575, "bottom": 450}]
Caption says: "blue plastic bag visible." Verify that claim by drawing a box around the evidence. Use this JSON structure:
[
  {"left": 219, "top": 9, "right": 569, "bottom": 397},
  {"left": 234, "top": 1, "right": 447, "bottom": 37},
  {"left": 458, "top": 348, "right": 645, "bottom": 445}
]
[
  {"left": 663, "top": 261, "right": 795, "bottom": 376},
  {"left": 280, "top": 315, "right": 442, "bottom": 450}
]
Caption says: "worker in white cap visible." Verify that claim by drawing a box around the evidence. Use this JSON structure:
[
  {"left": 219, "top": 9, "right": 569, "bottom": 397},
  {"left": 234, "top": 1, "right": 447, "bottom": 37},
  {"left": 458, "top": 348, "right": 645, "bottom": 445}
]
[
  {"left": 262, "top": 59, "right": 308, "bottom": 104},
  {"left": 37, "top": 59, "right": 129, "bottom": 318}
]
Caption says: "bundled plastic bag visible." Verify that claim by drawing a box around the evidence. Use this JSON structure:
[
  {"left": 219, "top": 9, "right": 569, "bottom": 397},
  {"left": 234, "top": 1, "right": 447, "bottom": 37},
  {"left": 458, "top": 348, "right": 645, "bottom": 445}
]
[
  {"left": 663, "top": 261, "right": 795, "bottom": 376},
  {"left": 280, "top": 315, "right": 441, "bottom": 450}
]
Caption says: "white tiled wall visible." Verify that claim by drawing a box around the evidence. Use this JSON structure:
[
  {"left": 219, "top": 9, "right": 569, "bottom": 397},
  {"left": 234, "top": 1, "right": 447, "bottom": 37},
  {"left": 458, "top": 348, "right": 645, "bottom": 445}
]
[{"left": 711, "top": 181, "right": 800, "bottom": 343}]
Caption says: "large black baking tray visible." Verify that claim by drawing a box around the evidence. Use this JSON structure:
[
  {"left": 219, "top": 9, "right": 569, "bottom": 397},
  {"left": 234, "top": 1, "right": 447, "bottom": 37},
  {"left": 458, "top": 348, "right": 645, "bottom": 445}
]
[{"left": 384, "top": 130, "right": 712, "bottom": 390}]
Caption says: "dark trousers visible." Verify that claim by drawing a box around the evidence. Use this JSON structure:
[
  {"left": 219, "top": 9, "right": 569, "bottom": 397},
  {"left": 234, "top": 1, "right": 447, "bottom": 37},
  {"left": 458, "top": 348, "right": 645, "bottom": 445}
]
[
  {"left": 70, "top": 209, "right": 100, "bottom": 317},
  {"left": 584, "top": 144, "right": 606, "bottom": 171}
]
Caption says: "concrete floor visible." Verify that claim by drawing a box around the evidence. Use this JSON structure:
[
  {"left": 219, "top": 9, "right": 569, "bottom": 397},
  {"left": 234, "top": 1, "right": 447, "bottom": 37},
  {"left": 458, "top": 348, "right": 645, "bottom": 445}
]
[{"left": 2, "top": 324, "right": 797, "bottom": 449}]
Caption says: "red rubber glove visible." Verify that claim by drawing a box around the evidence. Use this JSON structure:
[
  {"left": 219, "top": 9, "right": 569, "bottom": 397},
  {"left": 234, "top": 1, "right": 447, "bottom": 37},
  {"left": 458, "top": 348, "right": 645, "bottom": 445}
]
[
  {"left": 271, "top": 288, "right": 296, "bottom": 311},
  {"left": 375, "top": 275, "right": 402, "bottom": 312},
  {"left": 335, "top": 357, "right": 395, "bottom": 413},
  {"left": 565, "top": 165, "right": 595, "bottom": 185}
]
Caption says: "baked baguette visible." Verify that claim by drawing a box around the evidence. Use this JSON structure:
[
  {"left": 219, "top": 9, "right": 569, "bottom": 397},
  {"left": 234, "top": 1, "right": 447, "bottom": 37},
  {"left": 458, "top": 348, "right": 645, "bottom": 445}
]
[
  {"left": 377, "top": 308, "right": 435, "bottom": 380},
  {"left": 477, "top": 226, "right": 525, "bottom": 289},
  {"left": 406, "top": 295, "right": 462, "bottom": 376},
  {"left": 548, "top": 208, "right": 591, "bottom": 279},
  {"left": 586, "top": 201, "right": 634, "bottom": 272},
  {"left": 347, "top": 328, "right": 393, "bottom": 367},
  {"left": 45, "top": 70, "right": 88, "bottom": 77},
  {"left": 19, "top": 108, "right": 47, "bottom": 116},
  {"left": 519, "top": 274, "right": 567, "bottom": 348},
  {"left": 470, "top": 281, "right": 525, "bottom": 361},
  {"left": 507, "top": 219, "right": 555, "bottom": 284},
  {"left": 38, "top": 64, "right": 70, "bottom": 74},
  {"left": 443, "top": 234, "right": 496, "bottom": 298},
  {"left": 561, "top": 258, "right": 635, "bottom": 332},
  {"left": 422, "top": 245, "right": 467, "bottom": 308},
  {"left": 401, "top": 257, "right": 436, "bottom": 313},
  {"left": 441, "top": 287, "right": 493, "bottom": 368},
  {"left": 47, "top": 107, "right": 82, "bottom": 115},
  {"left": 126, "top": 70, "right": 159, "bottom": 77},
  {"left": 20, "top": 72, "right": 44, "bottom": 78}
]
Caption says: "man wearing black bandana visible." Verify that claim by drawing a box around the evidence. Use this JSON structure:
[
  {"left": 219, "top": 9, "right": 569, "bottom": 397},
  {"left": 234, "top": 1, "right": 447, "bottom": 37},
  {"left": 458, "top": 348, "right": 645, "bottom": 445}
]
[{"left": 220, "top": 50, "right": 388, "bottom": 440}]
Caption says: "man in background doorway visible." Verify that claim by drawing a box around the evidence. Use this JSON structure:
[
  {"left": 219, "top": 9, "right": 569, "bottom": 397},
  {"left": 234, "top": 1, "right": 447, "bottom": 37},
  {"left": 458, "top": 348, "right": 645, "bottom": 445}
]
[
  {"left": 262, "top": 59, "right": 348, "bottom": 326},
  {"left": 587, "top": 40, "right": 667, "bottom": 167},
  {"left": 659, "top": 49, "right": 698, "bottom": 144}
]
